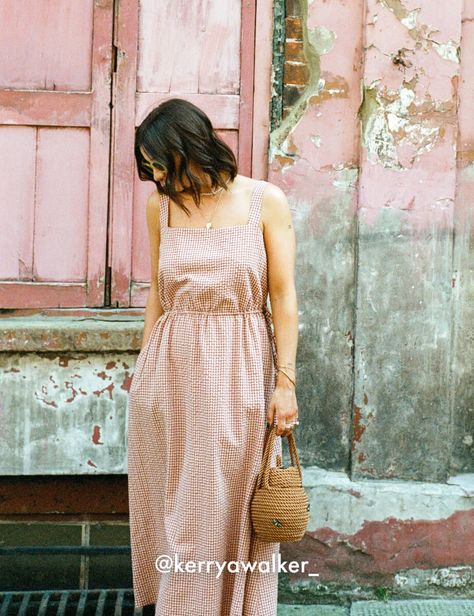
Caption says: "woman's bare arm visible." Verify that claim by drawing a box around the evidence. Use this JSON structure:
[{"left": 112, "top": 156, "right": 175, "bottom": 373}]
[
  {"left": 141, "top": 191, "right": 165, "bottom": 349},
  {"left": 262, "top": 183, "right": 299, "bottom": 434}
]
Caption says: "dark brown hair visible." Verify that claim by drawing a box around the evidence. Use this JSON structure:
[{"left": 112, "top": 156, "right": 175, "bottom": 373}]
[{"left": 134, "top": 98, "right": 238, "bottom": 215}]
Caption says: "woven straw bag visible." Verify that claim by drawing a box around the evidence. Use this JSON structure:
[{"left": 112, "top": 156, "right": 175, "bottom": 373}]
[{"left": 250, "top": 425, "right": 310, "bottom": 542}]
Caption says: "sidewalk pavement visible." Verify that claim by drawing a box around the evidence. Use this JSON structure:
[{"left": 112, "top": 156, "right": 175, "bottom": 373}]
[{"left": 277, "top": 599, "right": 474, "bottom": 615}]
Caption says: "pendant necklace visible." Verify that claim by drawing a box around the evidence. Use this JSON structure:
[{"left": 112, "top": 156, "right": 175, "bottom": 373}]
[{"left": 196, "top": 182, "right": 228, "bottom": 229}]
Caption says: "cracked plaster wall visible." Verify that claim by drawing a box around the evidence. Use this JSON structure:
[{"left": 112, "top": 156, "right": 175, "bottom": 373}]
[{"left": 268, "top": 0, "right": 473, "bottom": 481}]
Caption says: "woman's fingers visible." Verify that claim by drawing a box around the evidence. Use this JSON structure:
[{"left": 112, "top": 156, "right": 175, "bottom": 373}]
[
  {"left": 266, "top": 407, "right": 275, "bottom": 428},
  {"left": 275, "top": 415, "right": 296, "bottom": 435},
  {"left": 276, "top": 413, "right": 286, "bottom": 435},
  {"left": 267, "top": 398, "right": 299, "bottom": 435},
  {"left": 274, "top": 408, "right": 299, "bottom": 435}
]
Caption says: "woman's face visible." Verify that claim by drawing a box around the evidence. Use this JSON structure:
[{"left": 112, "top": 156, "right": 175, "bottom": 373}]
[
  {"left": 140, "top": 147, "right": 210, "bottom": 193},
  {"left": 140, "top": 147, "right": 168, "bottom": 186}
]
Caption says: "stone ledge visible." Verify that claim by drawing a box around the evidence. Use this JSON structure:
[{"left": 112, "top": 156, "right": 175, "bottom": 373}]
[
  {"left": 277, "top": 601, "right": 474, "bottom": 615},
  {"left": 350, "top": 599, "right": 474, "bottom": 615},
  {"left": 279, "top": 467, "right": 474, "bottom": 601},
  {"left": 0, "top": 312, "right": 145, "bottom": 352},
  {"left": 302, "top": 466, "right": 474, "bottom": 536}
]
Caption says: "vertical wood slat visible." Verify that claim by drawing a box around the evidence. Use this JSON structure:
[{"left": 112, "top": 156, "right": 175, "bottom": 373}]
[
  {"left": 238, "top": 0, "right": 257, "bottom": 176},
  {"left": 252, "top": 0, "right": 274, "bottom": 180},
  {"left": 0, "top": 0, "right": 93, "bottom": 91},
  {"left": 108, "top": 0, "right": 139, "bottom": 307},
  {"left": 87, "top": 0, "right": 115, "bottom": 306}
]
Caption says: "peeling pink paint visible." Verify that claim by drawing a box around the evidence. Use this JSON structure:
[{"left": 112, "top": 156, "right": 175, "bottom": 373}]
[
  {"left": 34, "top": 392, "right": 58, "bottom": 408},
  {"left": 92, "top": 383, "right": 114, "bottom": 399},
  {"left": 121, "top": 373, "right": 132, "bottom": 392},
  {"left": 269, "top": 0, "right": 461, "bottom": 233},
  {"left": 282, "top": 509, "right": 474, "bottom": 584},
  {"left": 92, "top": 425, "right": 103, "bottom": 445},
  {"left": 65, "top": 381, "right": 80, "bottom": 403}
]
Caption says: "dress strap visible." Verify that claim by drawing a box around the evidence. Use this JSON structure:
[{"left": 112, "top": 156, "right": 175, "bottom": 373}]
[
  {"left": 158, "top": 192, "right": 169, "bottom": 230},
  {"left": 247, "top": 180, "right": 268, "bottom": 227}
]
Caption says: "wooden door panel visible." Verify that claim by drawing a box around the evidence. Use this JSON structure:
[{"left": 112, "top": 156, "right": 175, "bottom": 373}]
[
  {"left": 137, "top": 0, "right": 241, "bottom": 94},
  {"left": 34, "top": 128, "right": 90, "bottom": 281},
  {"left": 0, "top": 0, "right": 112, "bottom": 309},
  {"left": 111, "top": 0, "right": 257, "bottom": 307},
  {"left": 0, "top": 2, "right": 93, "bottom": 91},
  {"left": 0, "top": 0, "right": 271, "bottom": 310},
  {"left": 0, "top": 127, "right": 36, "bottom": 279}
]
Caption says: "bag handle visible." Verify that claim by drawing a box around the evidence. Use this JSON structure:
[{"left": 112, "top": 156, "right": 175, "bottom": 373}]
[{"left": 255, "top": 425, "right": 304, "bottom": 490}]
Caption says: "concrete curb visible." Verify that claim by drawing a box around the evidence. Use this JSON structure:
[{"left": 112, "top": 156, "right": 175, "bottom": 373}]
[{"left": 277, "top": 599, "right": 474, "bottom": 615}]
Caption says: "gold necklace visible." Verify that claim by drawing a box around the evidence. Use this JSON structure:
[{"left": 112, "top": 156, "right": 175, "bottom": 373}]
[
  {"left": 196, "top": 182, "right": 228, "bottom": 229},
  {"left": 201, "top": 186, "right": 224, "bottom": 196}
]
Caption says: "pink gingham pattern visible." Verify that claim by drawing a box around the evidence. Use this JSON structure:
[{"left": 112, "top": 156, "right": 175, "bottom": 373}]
[{"left": 127, "top": 179, "right": 282, "bottom": 615}]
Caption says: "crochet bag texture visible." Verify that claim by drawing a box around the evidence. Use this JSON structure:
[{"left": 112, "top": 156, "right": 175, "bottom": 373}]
[{"left": 250, "top": 425, "right": 310, "bottom": 542}]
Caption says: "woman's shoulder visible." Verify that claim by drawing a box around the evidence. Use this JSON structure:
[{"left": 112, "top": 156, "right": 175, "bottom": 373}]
[
  {"left": 235, "top": 174, "right": 286, "bottom": 199},
  {"left": 146, "top": 189, "right": 168, "bottom": 218},
  {"left": 147, "top": 189, "right": 163, "bottom": 208},
  {"left": 258, "top": 180, "right": 290, "bottom": 225},
  {"left": 145, "top": 189, "right": 165, "bottom": 233},
  {"left": 235, "top": 174, "right": 289, "bottom": 215}
]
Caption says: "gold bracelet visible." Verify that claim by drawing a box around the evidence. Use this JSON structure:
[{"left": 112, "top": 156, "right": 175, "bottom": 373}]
[
  {"left": 277, "top": 363, "right": 296, "bottom": 372},
  {"left": 277, "top": 367, "right": 296, "bottom": 387}
]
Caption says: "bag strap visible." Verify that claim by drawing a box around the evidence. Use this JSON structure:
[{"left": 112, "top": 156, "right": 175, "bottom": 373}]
[
  {"left": 256, "top": 426, "right": 304, "bottom": 490},
  {"left": 256, "top": 426, "right": 276, "bottom": 488}
]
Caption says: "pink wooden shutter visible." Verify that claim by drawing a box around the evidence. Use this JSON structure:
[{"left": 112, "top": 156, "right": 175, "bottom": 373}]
[
  {"left": 110, "top": 0, "right": 259, "bottom": 307},
  {"left": 0, "top": 0, "right": 112, "bottom": 309}
]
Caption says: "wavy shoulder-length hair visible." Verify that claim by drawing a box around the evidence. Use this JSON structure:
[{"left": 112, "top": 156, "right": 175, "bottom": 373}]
[{"left": 134, "top": 98, "right": 238, "bottom": 215}]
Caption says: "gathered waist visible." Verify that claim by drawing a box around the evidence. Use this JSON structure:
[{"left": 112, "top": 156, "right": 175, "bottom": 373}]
[
  {"left": 161, "top": 305, "right": 279, "bottom": 369},
  {"left": 162, "top": 308, "right": 265, "bottom": 316}
]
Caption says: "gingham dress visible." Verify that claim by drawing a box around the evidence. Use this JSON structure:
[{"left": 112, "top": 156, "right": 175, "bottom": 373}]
[{"left": 127, "top": 179, "right": 282, "bottom": 616}]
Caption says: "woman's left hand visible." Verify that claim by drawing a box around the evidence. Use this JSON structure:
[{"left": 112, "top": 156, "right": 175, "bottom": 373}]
[{"left": 266, "top": 383, "right": 299, "bottom": 437}]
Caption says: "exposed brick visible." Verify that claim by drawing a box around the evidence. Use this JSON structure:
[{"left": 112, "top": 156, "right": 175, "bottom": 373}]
[
  {"left": 286, "top": 0, "right": 303, "bottom": 17},
  {"left": 284, "top": 61, "right": 310, "bottom": 85},
  {"left": 285, "top": 40, "right": 305, "bottom": 63},
  {"left": 283, "top": 84, "right": 306, "bottom": 107},
  {"left": 285, "top": 16, "right": 303, "bottom": 40}
]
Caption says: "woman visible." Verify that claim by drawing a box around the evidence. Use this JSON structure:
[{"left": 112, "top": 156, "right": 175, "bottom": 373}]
[{"left": 128, "top": 97, "right": 299, "bottom": 616}]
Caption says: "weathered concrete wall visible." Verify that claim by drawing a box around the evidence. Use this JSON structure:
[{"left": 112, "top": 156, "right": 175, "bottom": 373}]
[
  {"left": 0, "top": 313, "right": 141, "bottom": 474},
  {"left": 269, "top": 0, "right": 474, "bottom": 600},
  {"left": 269, "top": 0, "right": 473, "bottom": 480},
  {"left": 270, "top": 0, "right": 363, "bottom": 472},
  {"left": 280, "top": 469, "right": 474, "bottom": 602}
]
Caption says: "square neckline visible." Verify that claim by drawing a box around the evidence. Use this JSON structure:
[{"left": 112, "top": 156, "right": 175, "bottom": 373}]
[{"left": 164, "top": 179, "right": 264, "bottom": 232}]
